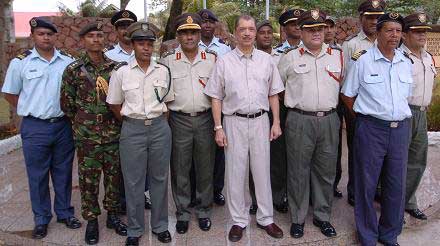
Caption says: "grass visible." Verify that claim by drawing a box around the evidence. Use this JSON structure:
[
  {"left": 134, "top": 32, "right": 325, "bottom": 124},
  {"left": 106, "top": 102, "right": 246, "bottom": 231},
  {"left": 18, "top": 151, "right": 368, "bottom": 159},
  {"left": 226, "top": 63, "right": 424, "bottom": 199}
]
[
  {"left": 427, "top": 77, "right": 440, "bottom": 131},
  {"left": 0, "top": 96, "right": 10, "bottom": 125}
]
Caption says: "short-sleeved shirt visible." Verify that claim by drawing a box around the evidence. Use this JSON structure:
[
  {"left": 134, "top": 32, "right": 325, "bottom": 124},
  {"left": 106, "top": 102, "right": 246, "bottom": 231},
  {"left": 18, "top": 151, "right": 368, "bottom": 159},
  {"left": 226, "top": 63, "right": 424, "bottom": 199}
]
[
  {"left": 341, "top": 44, "right": 413, "bottom": 121},
  {"left": 104, "top": 43, "right": 134, "bottom": 62},
  {"left": 342, "top": 30, "right": 375, "bottom": 72},
  {"left": 270, "top": 49, "right": 281, "bottom": 65},
  {"left": 198, "top": 37, "right": 231, "bottom": 57},
  {"left": 275, "top": 40, "right": 303, "bottom": 53},
  {"left": 204, "top": 48, "right": 284, "bottom": 115},
  {"left": 278, "top": 43, "right": 344, "bottom": 112},
  {"left": 1, "top": 47, "right": 74, "bottom": 119},
  {"left": 160, "top": 47, "right": 216, "bottom": 113},
  {"left": 106, "top": 59, "right": 173, "bottom": 119},
  {"left": 400, "top": 44, "right": 437, "bottom": 107}
]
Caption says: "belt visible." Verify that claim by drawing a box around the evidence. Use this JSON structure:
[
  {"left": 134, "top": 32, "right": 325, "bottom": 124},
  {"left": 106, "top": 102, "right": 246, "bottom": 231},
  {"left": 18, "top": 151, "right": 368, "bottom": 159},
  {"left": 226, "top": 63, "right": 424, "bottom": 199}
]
[
  {"left": 289, "top": 108, "right": 336, "bottom": 117},
  {"left": 356, "top": 114, "right": 407, "bottom": 128},
  {"left": 171, "top": 109, "right": 211, "bottom": 117},
  {"left": 409, "top": 105, "right": 428, "bottom": 112},
  {"left": 76, "top": 111, "right": 114, "bottom": 123},
  {"left": 26, "top": 115, "right": 65, "bottom": 123},
  {"left": 122, "top": 115, "right": 164, "bottom": 126},
  {"left": 233, "top": 111, "right": 266, "bottom": 119}
]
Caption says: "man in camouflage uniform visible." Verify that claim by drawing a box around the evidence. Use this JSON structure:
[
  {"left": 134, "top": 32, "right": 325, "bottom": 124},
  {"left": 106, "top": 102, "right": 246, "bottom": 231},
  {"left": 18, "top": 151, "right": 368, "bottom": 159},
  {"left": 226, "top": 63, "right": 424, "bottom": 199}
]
[{"left": 60, "top": 22, "right": 127, "bottom": 245}]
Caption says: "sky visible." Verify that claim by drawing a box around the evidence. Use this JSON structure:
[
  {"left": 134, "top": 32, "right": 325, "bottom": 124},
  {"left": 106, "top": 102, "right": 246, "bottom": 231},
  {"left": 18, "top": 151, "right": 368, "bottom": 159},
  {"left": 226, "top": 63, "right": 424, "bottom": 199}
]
[{"left": 12, "top": 0, "right": 163, "bottom": 19}]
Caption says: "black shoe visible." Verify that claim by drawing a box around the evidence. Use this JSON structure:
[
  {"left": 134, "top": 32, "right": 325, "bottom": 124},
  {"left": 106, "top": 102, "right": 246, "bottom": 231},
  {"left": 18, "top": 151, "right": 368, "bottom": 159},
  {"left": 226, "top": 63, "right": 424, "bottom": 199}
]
[
  {"left": 249, "top": 204, "right": 258, "bottom": 215},
  {"left": 274, "top": 202, "right": 288, "bottom": 213},
  {"left": 153, "top": 230, "right": 172, "bottom": 243},
  {"left": 85, "top": 219, "right": 99, "bottom": 245},
  {"left": 32, "top": 224, "right": 48, "bottom": 239},
  {"left": 378, "top": 239, "right": 400, "bottom": 246},
  {"left": 214, "top": 192, "right": 225, "bottom": 206},
  {"left": 289, "top": 223, "right": 304, "bottom": 238},
  {"left": 145, "top": 195, "right": 151, "bottom": 210},
  {"left": 333, "top": 188, "right": 343, "bottom": 198},
  {"left": 119, "top": 203, "right": 127, "bottom": 215},
  {"left": 198, "top": 218, "right": 211, "bottom": 231},
  {"left": 107, "top": 213, "right": 127, "bottom": 236},
  {"left": 125, "top": 236, "right": 140, "bottom": 246},
  {"left": 57, "top": 216, "right": 82, "bottom": 229},
  {"left": 405, "top": 208, "right": 427, "bottom": 220},
  {"left": 176, "top": 221, "right": 189, "bottom": 234},
  {"left": 347, "top": 196, "right": 355, "bottom": 207},
  {"left": 313, "top": 219, "right": 337, "bottom": 237}
]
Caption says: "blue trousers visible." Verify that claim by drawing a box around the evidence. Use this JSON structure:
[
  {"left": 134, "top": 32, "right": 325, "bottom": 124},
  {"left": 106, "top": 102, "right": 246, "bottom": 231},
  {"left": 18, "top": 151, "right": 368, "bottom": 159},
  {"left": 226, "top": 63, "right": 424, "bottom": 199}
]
[
  {"left": 21, "top": 116, "right": 75, "bottom": 225},
  {"left": 353, "top": 114, "right": 409, "bottom": 246}
]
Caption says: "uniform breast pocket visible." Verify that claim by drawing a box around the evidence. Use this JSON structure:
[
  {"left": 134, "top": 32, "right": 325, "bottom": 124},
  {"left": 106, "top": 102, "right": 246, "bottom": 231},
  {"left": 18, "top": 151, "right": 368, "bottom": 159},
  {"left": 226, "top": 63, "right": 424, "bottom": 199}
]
[
  {"left": 293, "top": 65, "right": 311, "bottom": 76},
  {"left": 153, "top": 79, "right": 169, "bottom": 99},
  {"left": 172, "top": 73, "right": 188, "bottom": 90},
  {"left": 398, "top": 73, "right": 412, "bottom": 98},
  {"left": 326, "top": 65, "right": 342, "bottom": 84},
  {"left": 198, "top": 70, "right": 210, "bottom": 88},
  {"left": 362, "top": 73, "right": 385, "bottom": 96},
  {"left": 121, "top": 81, "right": 140, "bottom": 104},
  {"left": 25, "top": 70, "right": 44, "bottom": 81}
]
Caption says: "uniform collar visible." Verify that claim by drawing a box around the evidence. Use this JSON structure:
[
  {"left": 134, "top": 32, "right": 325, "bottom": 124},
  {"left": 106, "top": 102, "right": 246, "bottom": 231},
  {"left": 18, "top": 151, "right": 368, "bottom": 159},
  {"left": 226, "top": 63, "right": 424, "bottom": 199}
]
[
  {"left": 174, "top": 46, "right": 206, "bottom": 65},
  {"left": 373, "top": 44, "right": 406, "bottom": 63},
  {"left": 199, "top": 36, "right": 221, "bottom": 48},
  {"left": 30, "top": 47, "right": 65, "bottom": 62},
  {"left": 115, "top": 43, "right": 134, "bottom": 56},
  {"left": 358, "top": 30, "right": 376, "bottom": 43},
  {"left": 400, "top": 44, "right": 428, "bottom": 59},
  {"left": 80, "top": 52, "right": 114, "bottom": 68},
  {"left": 299, "top": 43, "right": 329, "bottom": 58},
  {"left": 233, "top": 47, "right": 256, "bottom": 60},
  {"left": 129, "top": 58, "right": 160, "bottom": 76}
]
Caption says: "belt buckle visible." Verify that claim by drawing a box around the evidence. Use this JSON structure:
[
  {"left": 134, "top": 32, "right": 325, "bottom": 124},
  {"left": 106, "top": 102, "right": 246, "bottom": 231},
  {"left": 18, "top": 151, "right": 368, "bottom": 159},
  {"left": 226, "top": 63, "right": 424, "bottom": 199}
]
[
  {"left": 420, "top": 106, "right": 426, "bottom": 111},
  {"left": 390, "top": 122, "right": 399, "bottom": 128},
  {"left": 317, "top": 112, "right": 325, "bottom": 117},
  {"left": 190, "top": 112, "right": 197, "bottom": 117},
  {"left": 49, "top": 118, "right": 57, "bottom": 123},
  {"left": 144, "top": 119, "right": 152, "bottom": 126},
  {"left": 96, "top": 114, "right": 103, "bottom": 123}
]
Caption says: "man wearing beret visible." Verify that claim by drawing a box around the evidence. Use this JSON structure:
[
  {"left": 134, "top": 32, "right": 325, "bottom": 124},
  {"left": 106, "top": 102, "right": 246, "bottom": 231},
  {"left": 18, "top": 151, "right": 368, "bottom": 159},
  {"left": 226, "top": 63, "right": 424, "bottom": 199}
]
[
  {"left": 400, "top": 13, "right": 436, "bottom": 221},
  {"left": 278, "top": 9, "right": 343, "bottom": 239},
  {"left": 105, "top": 10, "right": 137, "bottom": 62},
  {"left": 61, "top": 22, "right": 127, "bottom": 245},
  {"left": 275, "top": 9, "right": 304, "bottom": 53},
  {"left": 160, "top": 13, "right": 217, "bottom": 234},
  {"left": 107, "top": 21, "right": 173, "bottom": 245},
  {"left": 2, "top": 17, "right": 80, "bottom": 239},
  {"left": 341, "top": 12, "right": 413, "bottom": 246},
  {"left": 341, "top": 0, "right": 386, "bottom": 206}
]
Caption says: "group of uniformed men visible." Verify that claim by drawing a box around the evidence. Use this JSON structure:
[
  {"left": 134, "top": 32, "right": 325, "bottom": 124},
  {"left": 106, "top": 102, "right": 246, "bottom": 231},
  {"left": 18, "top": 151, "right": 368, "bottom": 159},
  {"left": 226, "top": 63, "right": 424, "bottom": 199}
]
[{"left": 1, "top": 0, "right": 436, "bottom": 245}]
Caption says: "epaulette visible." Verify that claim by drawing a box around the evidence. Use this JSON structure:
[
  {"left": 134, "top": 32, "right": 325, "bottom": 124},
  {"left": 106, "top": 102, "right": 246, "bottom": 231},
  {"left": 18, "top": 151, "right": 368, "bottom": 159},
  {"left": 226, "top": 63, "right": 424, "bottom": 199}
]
[
  {"left": 59, "top": 49, "right": 75, "bottom": 59},
  {"left": 103, "top": 45, "right": 115, "bottom": 53},
  {"left": 206, "top": 49, "right": 218, "bottom": 57},
  {"left": 274, "top": 43, "right": 283, "bottom": 49},
  {"left": 402, "top": 51, "right": 414, "bottom": 64},
  {"left": 15, "top": 50, "right": 32, "bottom": 60},
  {"left": 351, "top": 50, "right": 367, "bottom": 61},
  {"left": 329, "top": 43, "right": 342, "bottom": 52},
  {"left": 161, "top": 49, "right": 175, "bottom": 58},
  {"left": 284, "top": 46, "right": 298, "bottom": 54},
  {"left": 345, "top": 33, "right": 358, "bottom": 42},
  {"left": 276, "top": 49, "right": 284, "bottom": 53},
  {"left": 67, "top": 60, "right": 83, "bottom": 70},
  {"left": 218, "top": 38, "right": 226, "bottom": 44},
  {"left": 113, "top": 61, "right": 128, "bottom": 71}
]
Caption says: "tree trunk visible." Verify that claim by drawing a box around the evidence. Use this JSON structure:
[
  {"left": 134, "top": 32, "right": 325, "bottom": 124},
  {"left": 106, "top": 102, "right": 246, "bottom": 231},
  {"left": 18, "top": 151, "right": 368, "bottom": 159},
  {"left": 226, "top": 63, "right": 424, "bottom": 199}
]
[
  {"left": 163, "top": 0, "right": 183, "bottom": 41},
  {"left": 120, "top": 0, "right": 131, "bottom": 10}
]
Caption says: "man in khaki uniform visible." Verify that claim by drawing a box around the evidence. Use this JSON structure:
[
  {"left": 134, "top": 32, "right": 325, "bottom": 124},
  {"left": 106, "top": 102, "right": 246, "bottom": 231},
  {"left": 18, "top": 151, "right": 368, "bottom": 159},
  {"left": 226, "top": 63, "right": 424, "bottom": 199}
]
[
  {"left": 160, "top": 13, "right": 216, "bottom": 234},
  {"left": 341, "top": 0, "right": 386, "bottom": 206},
  {"left": 204, "top": 15, "right": 284, "bottom": 242},
  {"left": 400, "top": 13, "right": 437, "bottom": 221},
  {"left": 278, "top": 10, "right": 343, "bottom": 239},
  {"left": 107, "top": 22, "right": 173, "bottom": 245}
]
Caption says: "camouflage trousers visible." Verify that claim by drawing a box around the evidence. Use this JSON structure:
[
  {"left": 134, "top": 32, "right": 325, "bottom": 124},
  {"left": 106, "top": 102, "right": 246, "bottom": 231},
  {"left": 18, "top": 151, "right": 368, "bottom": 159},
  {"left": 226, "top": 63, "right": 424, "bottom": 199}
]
[{"left": 77, "top": 142, "right": 121, "bottom": 220}]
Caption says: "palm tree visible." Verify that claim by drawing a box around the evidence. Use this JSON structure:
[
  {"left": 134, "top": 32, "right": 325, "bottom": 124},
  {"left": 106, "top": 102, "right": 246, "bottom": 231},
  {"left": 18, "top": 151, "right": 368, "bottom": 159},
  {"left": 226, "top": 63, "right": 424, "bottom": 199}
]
[{"left": 58, "top": 0, "right": 118, "bottom": 18}]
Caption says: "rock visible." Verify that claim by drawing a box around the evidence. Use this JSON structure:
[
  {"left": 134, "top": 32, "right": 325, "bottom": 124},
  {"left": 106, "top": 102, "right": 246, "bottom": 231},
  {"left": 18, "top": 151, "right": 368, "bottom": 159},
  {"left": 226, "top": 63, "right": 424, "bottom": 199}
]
[
  {"left": 63, "top": 17, "right": 74, "bottom": 27},
  {"left": 64, "top": 37, "right": 76, "bottom": 48}
]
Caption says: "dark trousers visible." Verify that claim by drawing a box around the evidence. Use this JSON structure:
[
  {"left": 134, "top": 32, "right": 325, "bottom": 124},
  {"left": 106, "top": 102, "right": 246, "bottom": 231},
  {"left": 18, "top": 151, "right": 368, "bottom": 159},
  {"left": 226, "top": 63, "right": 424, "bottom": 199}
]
[
  {"left": 343, "top": 104, "right": 356, "bottom": 199},
  {"left": 21, "top": 116, "right": 75, "bottom": 225},
  {"left": 353, "top": 115, "right": 409, "bottom": 246},
  {"left": 213, "top": 146, "right": 225, "bottom": 194},
  {"left": 334, "top": 102, "right": 344, "bottom": 190}
]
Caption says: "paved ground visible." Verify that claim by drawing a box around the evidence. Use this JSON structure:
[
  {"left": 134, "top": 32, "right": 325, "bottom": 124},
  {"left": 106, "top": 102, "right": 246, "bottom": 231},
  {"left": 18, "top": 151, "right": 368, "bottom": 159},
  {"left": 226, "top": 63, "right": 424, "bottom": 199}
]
[{"left": 0, "top": 131, "right": 440, "bottom": 246}]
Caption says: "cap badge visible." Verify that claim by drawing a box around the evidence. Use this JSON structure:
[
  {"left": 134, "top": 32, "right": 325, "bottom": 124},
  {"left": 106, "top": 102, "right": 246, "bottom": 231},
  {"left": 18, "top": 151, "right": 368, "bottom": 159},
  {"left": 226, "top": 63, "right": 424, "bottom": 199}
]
[
  {"left": 30, "top": 18, "right": 37, "bottom": 27},
  {"left": 141, "top": 23, "right": 149, "bottom": 31},
  {"left": 202, "top": 12, "right": 209, "bottom": 19},
  {"left": 311, "top": 10, "right": 320, "bottom": 20},
  {"left": 418, "top": 14, "right": 427, "bottom": 23},
  {"left": 389, "top": 12, "right": 399, "bottom": 20},
  {"left": 186, "top": 16, "right": 194, "bottom": 24},
  {"left": 294, "top": 10, "right": 301, "bottom": 17},
  {"left": 372, "top": 0, "right": 380, "bottom": 9},
  {"left": 122, "top": 11, "right": 130, "bottom": 18}
]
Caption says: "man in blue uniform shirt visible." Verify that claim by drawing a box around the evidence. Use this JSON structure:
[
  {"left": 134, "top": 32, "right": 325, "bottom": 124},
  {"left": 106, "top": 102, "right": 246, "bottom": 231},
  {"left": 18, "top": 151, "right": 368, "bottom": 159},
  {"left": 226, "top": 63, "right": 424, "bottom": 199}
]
[
  {"left": 341, "top": 12, "right": 412, "bottom": 246},
  {"left": 275, "top": 9, "right": 304, "bottom": 53},
  {"left": 1, "top": 17, "right": 81, "bottom": 239},
  {"left": 104, "top": 10, "right": 137, "bottom": 62}
]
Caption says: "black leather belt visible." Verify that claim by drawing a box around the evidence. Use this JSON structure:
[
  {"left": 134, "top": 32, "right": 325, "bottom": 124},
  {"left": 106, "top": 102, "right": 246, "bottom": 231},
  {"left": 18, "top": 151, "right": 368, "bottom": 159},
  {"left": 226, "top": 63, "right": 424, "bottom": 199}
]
[
  {"left": 409, "top": 105, "right": 428, "bottom": 112},
  {"left": 356, "top": 114, "right": 408, "bottom": 128},
  {"left": 289, "top": 108, "right": 336, "bottom": 117},
  {"left": 233, "top": 111, "right": 266, "bottom": 119},
  {"left": 26, "top": 115, "right": 66, "bottom": 123},
  {"left": 171, "top": 109, "right": 211, "bottom": 117}
]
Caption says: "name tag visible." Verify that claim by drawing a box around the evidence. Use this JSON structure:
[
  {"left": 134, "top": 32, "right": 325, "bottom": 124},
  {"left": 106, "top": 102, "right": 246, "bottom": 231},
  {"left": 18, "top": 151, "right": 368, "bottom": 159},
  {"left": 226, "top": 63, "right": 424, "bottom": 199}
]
[
  {"left": 299, "top": 64, "right": 306, "bottom": 67},
  {"left": 29, "top": 69, "right": 37, "bottom": 72},
  {"left": 370, "top": 74, "right": 379, "bottom": 77}
]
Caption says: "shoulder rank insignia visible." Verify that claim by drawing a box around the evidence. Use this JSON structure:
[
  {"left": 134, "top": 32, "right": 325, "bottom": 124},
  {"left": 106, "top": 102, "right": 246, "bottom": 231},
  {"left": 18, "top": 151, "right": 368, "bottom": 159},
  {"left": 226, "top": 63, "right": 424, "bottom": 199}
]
[
  {"left": 274, "top": 43, "right": 283, "bottom": 49},
  {"left": 161, "top": 49, "right": 175, "bottom": 59},
  {"left": 218, "top": 38, "right": 226, "bottom": 44},
  {"left": 67, "top": 60, "right": 83, "bottom": 70},
  {"left": 113, "top": 61, "right": 128, "bottom": 71},
  {"left": 345, "top": 33, "right": 358, "bottom": 42},
  {"left": 206, "top": 49, "right": 218, "bottom": 57},
  {"left": 15, "top": 50, "right": 32, "bottom": 60},
  {"left": 103, "top": 45, "right": 115, "bottom": 53},
  {"left": 402, "top": 51, "right": 414, "bottom": 64},
  {"left": 351, "top": 50, "right": 367, "bottom": 61},
  {"left": 59, "top": 49, "right": 75, "bottom": 59},
  {"left": 284, "top": 46, "right": 298, "bottom": 55}
]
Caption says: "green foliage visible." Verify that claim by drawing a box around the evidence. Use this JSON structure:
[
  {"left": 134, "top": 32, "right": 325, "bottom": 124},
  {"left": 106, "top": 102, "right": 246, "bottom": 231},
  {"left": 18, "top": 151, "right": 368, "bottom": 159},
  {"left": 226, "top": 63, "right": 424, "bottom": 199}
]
[
  {"left": 428, "top": 78, "right": 440, "bottom": 131},
  {"left": 58, "top": 0, "right": 118, "bottom": 18}
]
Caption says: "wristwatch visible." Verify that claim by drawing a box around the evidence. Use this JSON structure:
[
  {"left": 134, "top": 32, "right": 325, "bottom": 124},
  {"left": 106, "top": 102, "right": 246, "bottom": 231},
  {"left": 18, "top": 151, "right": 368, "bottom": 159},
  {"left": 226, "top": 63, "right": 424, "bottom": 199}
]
[{"left": 214, "top": 125, "right": 223, "bottom": 131}]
